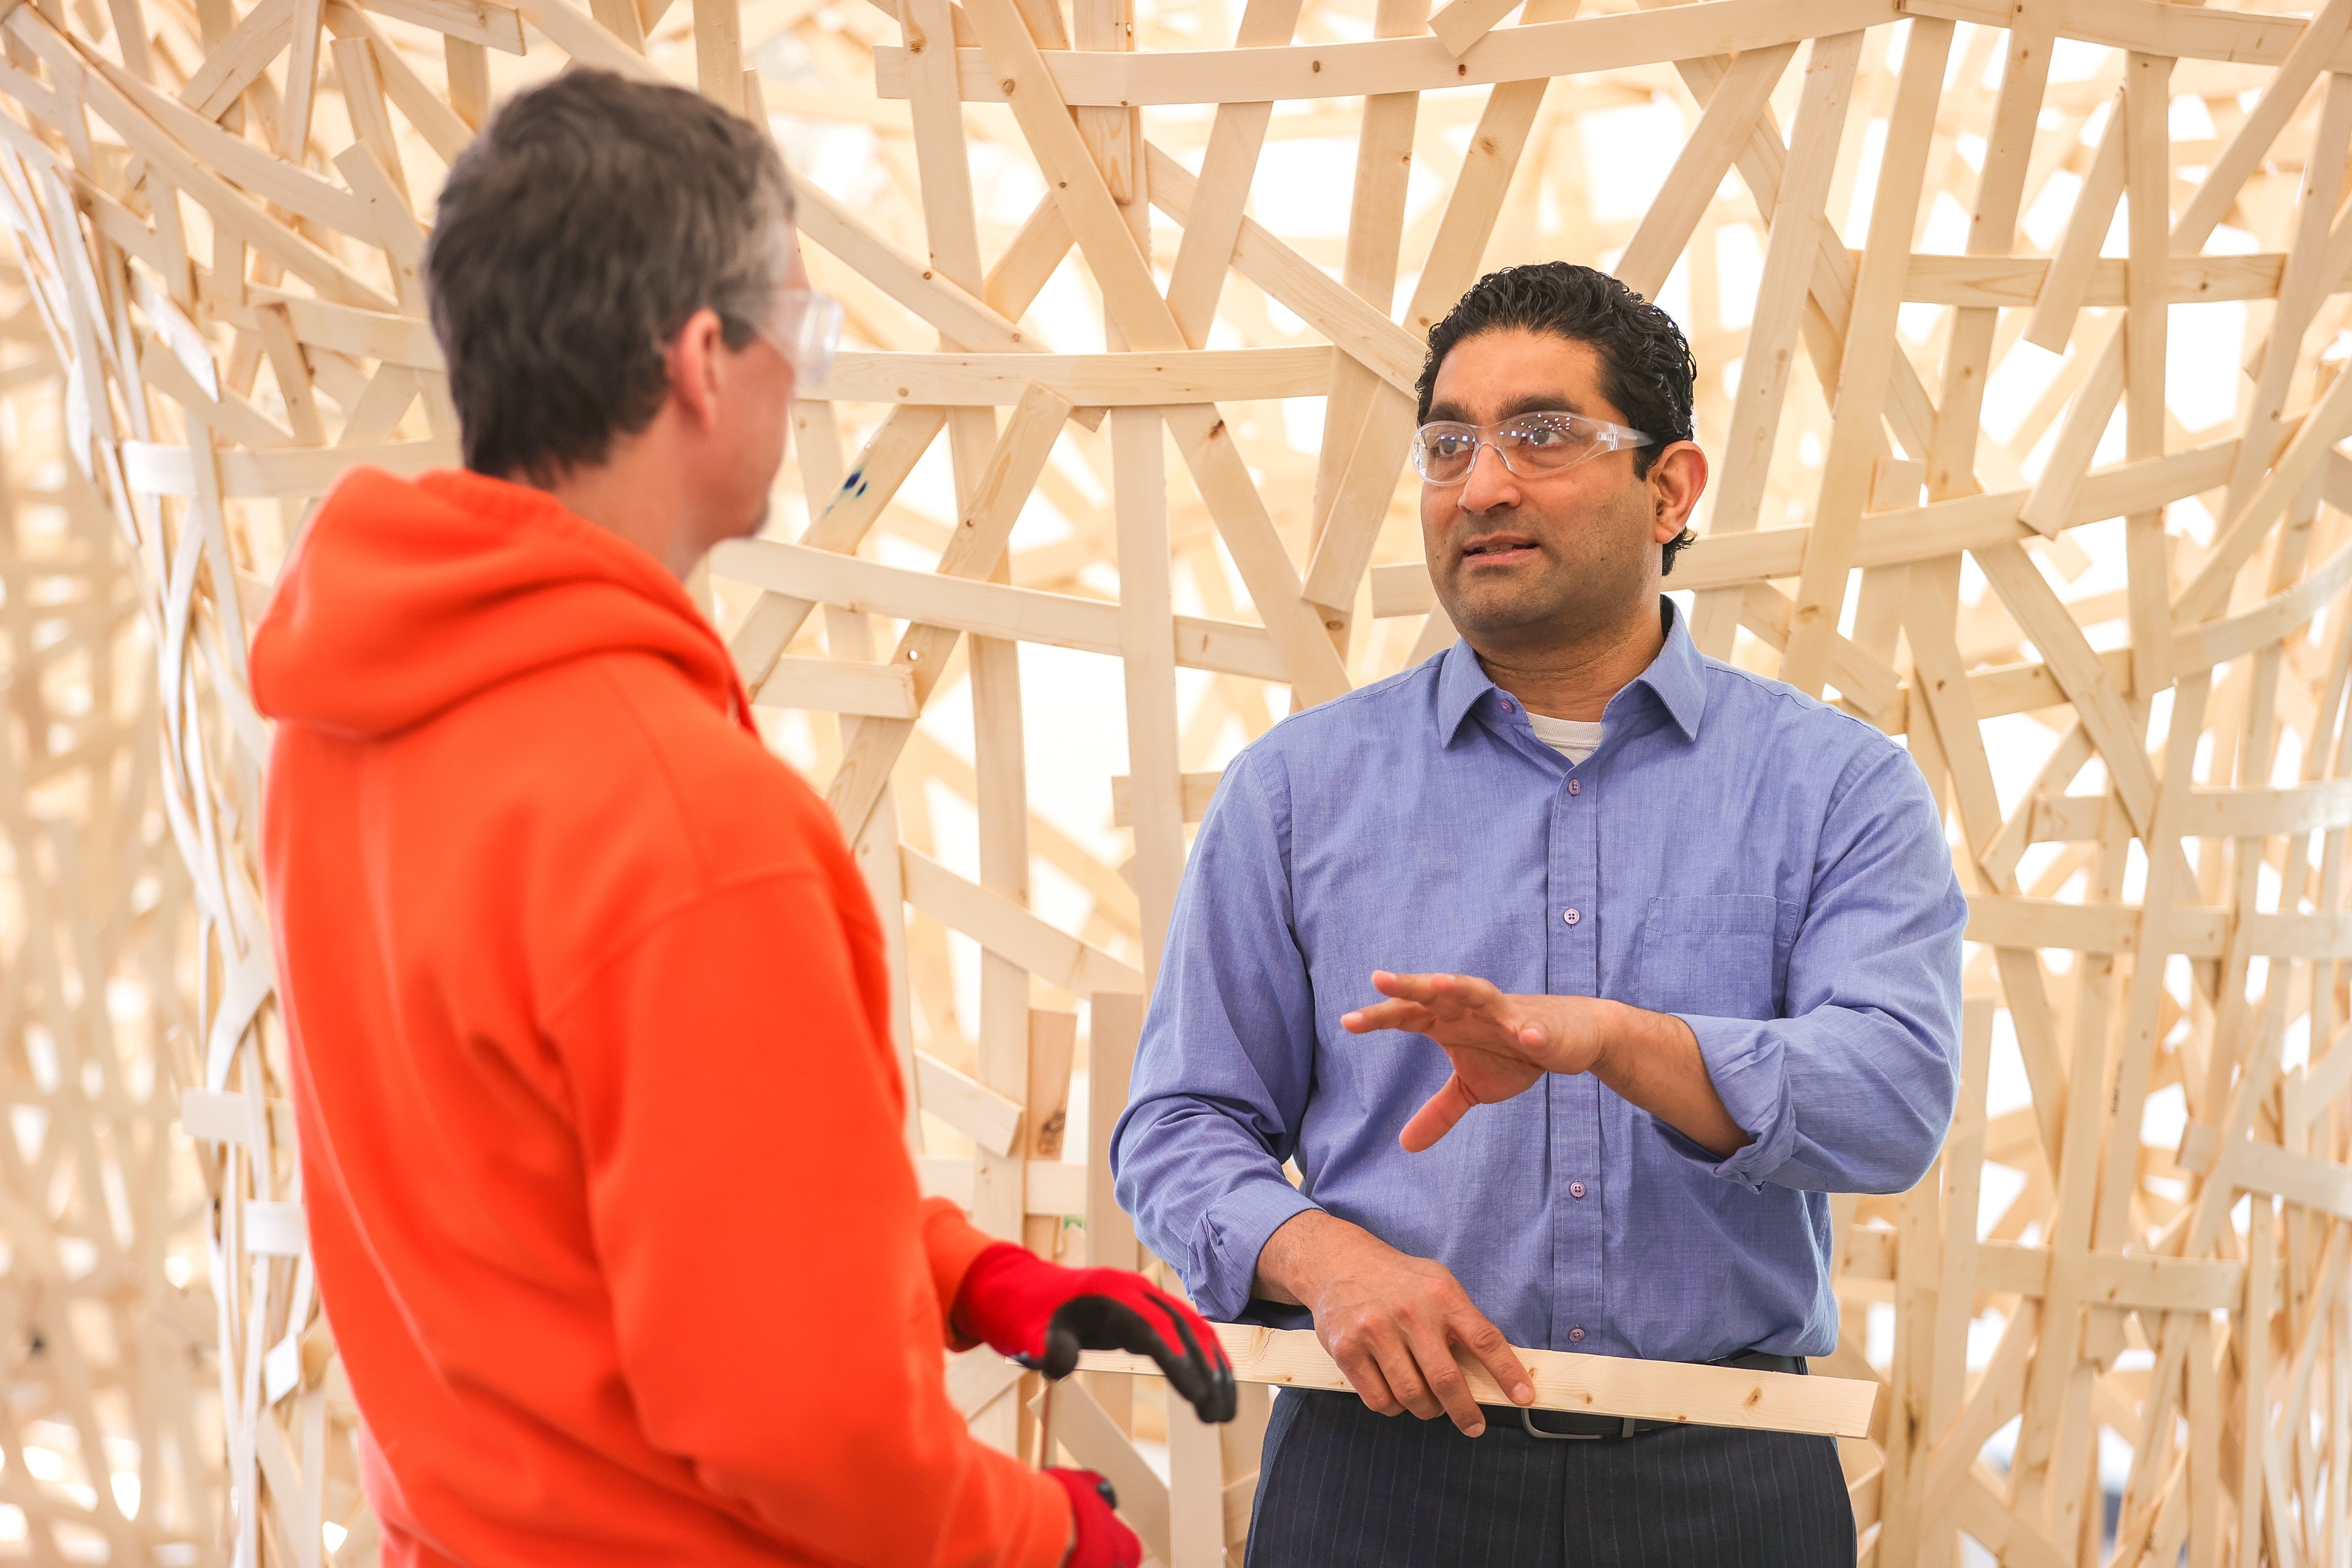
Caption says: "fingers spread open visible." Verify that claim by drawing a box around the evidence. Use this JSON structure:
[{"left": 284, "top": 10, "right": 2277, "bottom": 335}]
[
  {"left": 1341, "top": 999, "right": 1436, "bottom": 1035},
  {"left": 1455, "top": 974, "right": 1503, "bottom": 1006},
  {"left": 1371, "top": 970, "right": 1446, "bottom": 1003},
  {"left": 1400, "top": 1074, "right": 1479, "bottom": 1153}
]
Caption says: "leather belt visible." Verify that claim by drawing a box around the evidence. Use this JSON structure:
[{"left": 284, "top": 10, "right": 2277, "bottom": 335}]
[{"left": 1513, "top": 1350, "right": 1809, "bottom": 1441}]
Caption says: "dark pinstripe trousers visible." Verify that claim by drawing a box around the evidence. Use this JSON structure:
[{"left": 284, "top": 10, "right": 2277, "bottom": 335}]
[{"left": 1242, "top": 1390, "right": 1856, "bottom": 1567}]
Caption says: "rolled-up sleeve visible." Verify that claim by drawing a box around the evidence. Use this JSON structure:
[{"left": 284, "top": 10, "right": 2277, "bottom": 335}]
[
  {"left": 1110, "top": 750, "right": 1321, "bottom": 1321},
  {"left": 1676, "top": 745, "right": 1966, "bottom": 1195}
]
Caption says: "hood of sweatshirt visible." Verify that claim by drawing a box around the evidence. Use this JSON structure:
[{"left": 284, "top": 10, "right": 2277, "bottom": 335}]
[{"left": 252, "top": 467, "right": 748, "bottom": 741}]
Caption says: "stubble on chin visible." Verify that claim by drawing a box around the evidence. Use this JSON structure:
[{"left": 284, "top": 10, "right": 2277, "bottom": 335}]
[
  {"left": 1439, "top": 571, "right": 1554, "bottom": 644},
  {"left": 1441, "top": 543, "right": 1604, "bottom": 642},
  {"left": 1441, "top": 543, "right": 1654, "bottom": 652}
]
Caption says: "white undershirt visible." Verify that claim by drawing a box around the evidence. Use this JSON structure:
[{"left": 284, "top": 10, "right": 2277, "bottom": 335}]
[{"left": 1526, "top": 711, "right": 1605, "bottom": 765}]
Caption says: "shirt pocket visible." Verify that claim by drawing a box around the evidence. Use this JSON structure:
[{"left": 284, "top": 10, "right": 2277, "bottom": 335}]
[{"left": 1630, "top": 894, "right": 1783, "bottom": 1020}]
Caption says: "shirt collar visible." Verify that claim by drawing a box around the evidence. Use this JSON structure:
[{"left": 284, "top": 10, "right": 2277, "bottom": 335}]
[
  {"left": 1433, "top": 597, "right": 1709, "bottom": 746},
  {"left": 1628, "top": 596, "right": 1708, "bottom": 741}
]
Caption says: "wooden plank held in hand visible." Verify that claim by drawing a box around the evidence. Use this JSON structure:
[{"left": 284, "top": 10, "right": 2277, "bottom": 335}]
[{"left": 1076, "top": 1323, "right": 1879, "bottom": 1438}]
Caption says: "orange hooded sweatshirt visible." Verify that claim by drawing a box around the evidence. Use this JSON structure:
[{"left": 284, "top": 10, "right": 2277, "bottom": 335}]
[{"left": 251, "top": 467, "right": 1070, "bottom": 1568}]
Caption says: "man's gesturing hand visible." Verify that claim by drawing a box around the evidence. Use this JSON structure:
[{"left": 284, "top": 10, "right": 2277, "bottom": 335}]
[
  {"left": 1341, "top": 971, "right": 1607, "bottom": 1152},
  {"left": 953, "top": 1243, "right": 1238, "bottom": 1423},
  {"left": 1254, "top": 1211, "right": 1532, "bottom": 1436},
  {"left": 1342, "top": 970, "right": 1755, "bottom": 1158}
]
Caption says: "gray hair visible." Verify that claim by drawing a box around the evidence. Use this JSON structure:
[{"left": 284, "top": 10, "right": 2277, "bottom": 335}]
[{"left": 426, "top": 70, "right": 798, "bottom": 484}]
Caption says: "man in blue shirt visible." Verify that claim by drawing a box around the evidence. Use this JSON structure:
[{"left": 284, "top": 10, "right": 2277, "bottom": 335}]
[{"left": 1110, "top": 262, "right": 1966, "bottom": 1564}]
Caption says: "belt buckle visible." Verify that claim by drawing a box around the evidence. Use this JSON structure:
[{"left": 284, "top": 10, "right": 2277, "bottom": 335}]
[{"left": 1520, "top": 1409, "right": 1637, "bottom": 1441}]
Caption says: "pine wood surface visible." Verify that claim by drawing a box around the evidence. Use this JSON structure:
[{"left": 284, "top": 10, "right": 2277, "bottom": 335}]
[
  {"left": 1074, "top": 1324, "right": 1885, "bottom": 1439},
  {"left": 0, "top": 254, "right": 233, "bottom": 1562},
  {"left": 0, "top": 0, "right": 2348, "bottom": 1559}
]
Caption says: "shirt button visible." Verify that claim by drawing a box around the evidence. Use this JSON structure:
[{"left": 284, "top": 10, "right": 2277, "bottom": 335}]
[
  {"left": 1570, "top": 1181, "right": 1586, "bottom": 1199},
  {"left": 1563, "top": 908, "right": 1580, "bottom": 925},
  {"left": 1500, "top": 698, "right": 1517, "bottom": 712},
  {"left": 1569, "top": 1327, "right": 1586, "bottom": 1342},
  {"left": 1568, "top": 778, "right": 1580, "bottom": 795}
]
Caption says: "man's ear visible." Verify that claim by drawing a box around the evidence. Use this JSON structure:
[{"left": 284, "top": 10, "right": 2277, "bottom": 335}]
[
  {"left": 1648, "top": 440, "right": 1709, "bottom": 543},
  {"left": 664, "top": 306, "right": 728, "bottom": 431}
]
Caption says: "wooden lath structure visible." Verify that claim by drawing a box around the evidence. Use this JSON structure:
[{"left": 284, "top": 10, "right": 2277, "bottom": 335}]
[
  {"left": 1, "top": 0, "right": 2351, "bottom": 1556},
  {"left": 0, "top": 249, "right": 220, "bottom": 1564}
]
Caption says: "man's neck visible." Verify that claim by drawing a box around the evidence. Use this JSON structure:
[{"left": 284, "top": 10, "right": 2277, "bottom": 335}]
[
  {"left": 1469, "top": 600, "right": 1665, "bottom": 722},
  {"left": 530, "top": 439, "right": 698, "bottom": 579}
]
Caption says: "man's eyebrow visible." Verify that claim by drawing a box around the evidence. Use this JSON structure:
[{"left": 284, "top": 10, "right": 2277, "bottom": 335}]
[
  {"left": 1498, "top": 392, "right": 1588, "bottom": 421},
  {"left": 1423, "top": 391, "right": 1591, "bottom": 426}
]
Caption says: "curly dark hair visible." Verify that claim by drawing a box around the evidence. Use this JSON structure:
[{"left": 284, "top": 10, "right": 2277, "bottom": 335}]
[{"left": 1415, "top": 263, "right": 1700, "bottom": 575}]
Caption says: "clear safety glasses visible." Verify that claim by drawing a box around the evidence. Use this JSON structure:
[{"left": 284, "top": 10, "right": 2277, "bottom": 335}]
[
  {"left": 1410, "top": 410, "right": 1654, "bottom": 486},
  {"left": 756, "top": 287, "right": 845, "bottom": 388}
]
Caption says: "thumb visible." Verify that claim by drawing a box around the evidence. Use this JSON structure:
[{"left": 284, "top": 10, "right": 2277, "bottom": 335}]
[{"left": 1400, "top": 1073, "right": 1477, "bottom": 1153}]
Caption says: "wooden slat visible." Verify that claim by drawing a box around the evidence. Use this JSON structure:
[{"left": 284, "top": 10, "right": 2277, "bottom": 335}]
[
  {"left": 874, "top": 0, "right": 1905, "bottom": 105},
  {"left": 816, "top": 345, "right": 1333, "bottom": 405},
  {"left": 913, "top": 1049, "right": 1024, "bottom": 1156},
  {"left": 750, "top": 655, "right": 919, "bottom": 717},
  {"left": 1077, "top": 1324, "right": 1880, "bottom": 1438},
  {"left": 901, "top": 846, "right": 1144, "bottom": 996}
]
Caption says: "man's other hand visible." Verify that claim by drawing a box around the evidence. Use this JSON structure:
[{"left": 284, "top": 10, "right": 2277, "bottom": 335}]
[
  {"left": 1047, "top": 1469, "right": 1140, "bottom": 1568},
  {"left": 1253, "top": 1210, "right": 1532, "bottom": 1436},
  {"left": 1341, "top": 971, "right": 1609, "bottom": 1152},
  {"left": 953, "top": 1243, "right": 1238, "bottom": 1423}
]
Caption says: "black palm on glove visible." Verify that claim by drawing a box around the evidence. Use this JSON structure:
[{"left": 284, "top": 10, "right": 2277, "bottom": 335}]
[{"left": 954, "top": 1242, "right": 1238, "bottom": 1423}]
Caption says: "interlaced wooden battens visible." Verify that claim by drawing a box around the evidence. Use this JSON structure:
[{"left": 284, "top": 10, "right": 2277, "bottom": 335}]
[
  {"left": 0, "top": 0, "right": 2350, "bottom": 1559},
  {"left": 0, "top": 251, "right": 222, "bottom": 1566}
]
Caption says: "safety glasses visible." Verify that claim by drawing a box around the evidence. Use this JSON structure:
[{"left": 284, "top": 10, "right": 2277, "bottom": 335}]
[
  {"left": 1411, "top": 410, "right": 1653, "bottom": 485},
  {"left": 755, "top": 286, "right": 845, "bottom": 388}
]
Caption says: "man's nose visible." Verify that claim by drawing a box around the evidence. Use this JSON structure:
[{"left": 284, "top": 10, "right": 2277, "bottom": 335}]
[{"left": 1457, "top": 442, "right": 1521, "bottom": 514}]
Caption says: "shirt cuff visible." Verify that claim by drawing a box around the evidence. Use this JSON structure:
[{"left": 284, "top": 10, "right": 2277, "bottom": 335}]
[
  {"left": 1192, "top": 1178, "right": 1321, "bottom": 1322},
  {"left": 1672, "top": 1015, "right": 1797, "bottom": 1190}
]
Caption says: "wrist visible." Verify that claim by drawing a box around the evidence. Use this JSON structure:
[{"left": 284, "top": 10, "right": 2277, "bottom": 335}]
[
  {"left": 1253, "top": 1207, "right": 1343, "bottom": 1306},
  {"left": 1585, "top": 998, "right": 1637, "bottom": 1080},
  {"left": 949, "top": 1240, "right": 1020, "bottom": 1332},
  {"left": 1537, "top": 993, "right": 1624, "bottom": 1078}
]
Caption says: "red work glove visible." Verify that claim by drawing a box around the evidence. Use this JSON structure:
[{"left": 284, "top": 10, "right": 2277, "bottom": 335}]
[
  {"left": 953, "top": 1242, "right": 1237, "bottom": 1422},
  {"left": 1046, "top": 1469, "right": 1140, "bottom": 1568}
]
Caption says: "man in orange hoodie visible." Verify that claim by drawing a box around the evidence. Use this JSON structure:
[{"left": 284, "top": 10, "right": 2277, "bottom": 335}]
[{"left": 251, "top": 70, "right": 1232, "bottom": 1568}]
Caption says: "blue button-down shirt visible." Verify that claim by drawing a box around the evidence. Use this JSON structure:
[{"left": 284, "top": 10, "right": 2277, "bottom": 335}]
[{"left": 1109, "top": 601, "right": 1966, "bottom": 1361}]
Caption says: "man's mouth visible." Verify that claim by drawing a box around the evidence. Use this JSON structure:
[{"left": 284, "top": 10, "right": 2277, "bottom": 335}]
[{"left": 1460, "top": 536, "right": 1537, "bottom": 562}]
